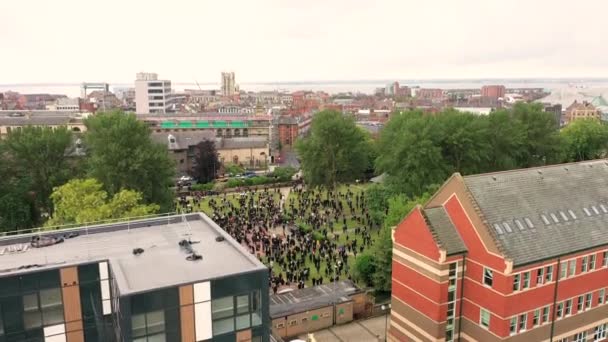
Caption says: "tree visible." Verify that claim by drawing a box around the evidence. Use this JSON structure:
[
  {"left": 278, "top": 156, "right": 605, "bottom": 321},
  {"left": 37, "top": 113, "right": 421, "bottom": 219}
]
[
  {"left": 270, "top": 166, "right": 297, "bottom": 182},
  {"left": 561, "top": 119, "right": 608, "bottom": 162},
  {"left": 84, "top": 111, "right": 175, "bottom": 211},
  {"left": 512, "top": 103, "right": 564, "bottom": 167},
  {"left": 296, "top": 110, "right": 372, "bottom": 188},
  {"left": 192, "top": 139, "right": 220, "bottom": 183},
  {"left": 47, "top": 178, "right": 159, "bottom": 226},
  {"left": 376, "top": 111, "right": 449, "bottom": 196},
  {"left": 2, "top": 126, "right": 77, "bottom": 215},
  {"left": 352, "top": 253, "right": 376, "bottom": 287}
]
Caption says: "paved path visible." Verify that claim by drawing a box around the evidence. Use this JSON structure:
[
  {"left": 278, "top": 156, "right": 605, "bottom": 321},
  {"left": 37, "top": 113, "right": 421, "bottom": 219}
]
[{"left": 297, "top": 314, "right": 389, "bottom": 342}]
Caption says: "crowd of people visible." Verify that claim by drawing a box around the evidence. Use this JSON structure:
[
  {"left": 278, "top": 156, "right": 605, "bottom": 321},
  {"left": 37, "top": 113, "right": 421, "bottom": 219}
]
[{"left": 177, "top": 183, "right": 377, "bottom": 293}]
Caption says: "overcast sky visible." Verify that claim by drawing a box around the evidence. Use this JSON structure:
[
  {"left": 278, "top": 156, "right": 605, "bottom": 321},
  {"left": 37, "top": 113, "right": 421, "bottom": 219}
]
[{"left": 1, "top": 0, "right": 607, "bottom": 84}]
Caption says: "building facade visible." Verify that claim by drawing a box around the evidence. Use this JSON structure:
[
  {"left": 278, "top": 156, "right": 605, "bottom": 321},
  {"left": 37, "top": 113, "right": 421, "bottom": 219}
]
[
  {"left": 221, "top": 73, "right": 237, "bottom": 97},
  {"left": 565, "top": 101, "right": 601, "bottom": 124},
  {"left": 389, "top": 160, "right": 608, "bottom": 342},
  {"left": 135, "top": 72, "right": 173, "bottom": 114},
  {"left": 0, "top": 213, "right": 270, "bottom": 342},
  {"left": 0, "top": 112, "right": 87, "bottom": 137},
  {"left": 480, "top": 85, "right": 506, "bottom": 99}
]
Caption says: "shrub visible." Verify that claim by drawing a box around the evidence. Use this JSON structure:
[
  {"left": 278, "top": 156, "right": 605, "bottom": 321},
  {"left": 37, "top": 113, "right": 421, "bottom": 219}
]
[
  {"left": 191, "top": 182, "right": 214, "bottom": 191},
  {"left": 312, "top": 231, "right": 326, "bottom": 241},
  {"left": 270, "top": 166, "right": 297, "bottom": 182},
  {"left": 224, "top": 163, "right": 245, "bottom": 176}
]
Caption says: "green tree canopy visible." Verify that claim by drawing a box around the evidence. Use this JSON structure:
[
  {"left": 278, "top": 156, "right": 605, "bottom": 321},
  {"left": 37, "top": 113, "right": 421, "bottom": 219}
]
[
  {"left": 84, "top": 111, "right": 175, "bottom": 211},
  {"left": 2, "top": 126, "right": 77, "bottom": 215},
  {"left": 296, "top": 110, "right": 373, "bottom": 188},
  {"left": 376, "top": 103, "right": 565, "bottom": 197},
  {"left": 47, "top": 178, "right": 159, "bottom": 226},
  {"left": 561, "top": 119, "right": 608, "bottom": 162}
]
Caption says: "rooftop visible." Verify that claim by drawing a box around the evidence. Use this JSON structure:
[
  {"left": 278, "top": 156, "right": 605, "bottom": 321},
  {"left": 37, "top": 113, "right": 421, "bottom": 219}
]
[
  {"left": 269, "top": 280, "right": 363, "bottom": 318},
  {"left": 422, "top": 207, "right": 467, "bottom": 256},
  {"left": 0, "top": 213, "right": 266, "bottom": 295},
  {"left": 463, "top": 160, "right": 608, "bottom": 266}
]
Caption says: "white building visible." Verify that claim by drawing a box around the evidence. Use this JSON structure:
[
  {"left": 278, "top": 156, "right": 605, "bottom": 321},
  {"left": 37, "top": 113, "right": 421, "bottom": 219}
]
[
  {"left": 46, "top": 97, "right": 80, "bottom": 111},
  {"left": 135, "top": 72, "right": 173, "bottom": 114}
]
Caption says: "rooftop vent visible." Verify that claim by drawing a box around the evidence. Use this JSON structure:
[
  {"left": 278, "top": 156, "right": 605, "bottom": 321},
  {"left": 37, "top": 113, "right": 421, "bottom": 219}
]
[{"left": 215, "top": 236, "right": 225, "bottom": 242}]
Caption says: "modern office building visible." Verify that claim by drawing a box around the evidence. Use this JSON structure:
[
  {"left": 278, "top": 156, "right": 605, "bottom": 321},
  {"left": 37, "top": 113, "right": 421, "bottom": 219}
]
[
  {"left": 389, "top": 160, "right": 608, "bottom": 342},
  {"left": 135, "top": 72, "right": 174, "bottom": 114},
  {"left": 221, "top": 73, "right": 237, "bottom": 97},
  {"left": 0, "top": 213, "right": 270, "bottom": 342}
]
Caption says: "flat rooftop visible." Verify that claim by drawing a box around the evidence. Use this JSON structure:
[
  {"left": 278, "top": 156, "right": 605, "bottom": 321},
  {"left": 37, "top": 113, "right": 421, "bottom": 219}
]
[
  {"left": 0, "top": 213, "right": 266, "bottom": 295},
  {"left": 269, "top": 280, "right": 363, "bottom": 318}
]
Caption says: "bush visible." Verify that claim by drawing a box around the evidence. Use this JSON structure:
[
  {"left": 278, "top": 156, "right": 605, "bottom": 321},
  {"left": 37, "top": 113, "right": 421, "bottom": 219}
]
[
  {"left": 191, "top": 182, "right": 214, "bottom": 191},
  {"left": 298, "top": 223, "right": 312, "bottom": 233},
  {"left": 270, "top": 166, "right": 297, "bottom": 182},
  {"left": 226, "top": 179, "right": 246, "bottom": 188},
  {"left": 352, "top": 253, "right": 377, "bottom": 287},
  {"left": 224, "top": 163, "right": 245, "bottom": 176}
]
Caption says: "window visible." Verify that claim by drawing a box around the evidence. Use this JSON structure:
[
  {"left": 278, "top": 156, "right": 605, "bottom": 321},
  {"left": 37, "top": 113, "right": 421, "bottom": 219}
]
[
  {"left": 480, "top": 309, "right": 490, "bottom": 329},
  {"left": 568, "top": 260, "right": 576, "bottom": 277},
  {"left": 577, "top": 296, "right": 584, "bottom": 312},
  {"left": 212, "top": 296, "right": 235, "bottom": 335},
  {"left": 595, "top": 323, "right": 607, "bottom": 341},
  {"left": 573, "top": 332, "right": 587, "bottom": 342},
  {"left": 211, "top": 291, "right": 262, "bottom": 337},
  {"left": 132, "top": 310, "right": 165, "bottom": 342},
  {"left": 585, "top": 293, "right": 592, "bottom": 310},
  {"left": 23, "top": 288, "right": 64, "bottom": 329},
  {"left": 589, "top": 254, "right": 596, "bottom": 270},
  {"left": 518, "top": 313, "right": 527, "bottom": 332},
  {"left": 509, "top": 317, "right": 517, "bottom": 335},
  {"left": 546, "top": 265, "right": 554, "bottom": 282},
  {"left": 565, "top": 299, "right": 572, "bottom": 316},
  {"left": 556, "top": 302, "right": 563, "bottom": 319},
  {"left": 599, "top": 289, "right": 605, "bottom": 305},
  {"left": 556, "top": 338, "right": 568, "bottom": 342},
  {"left": 542, "top": 306, "right": 550, "bottom": 323},
  {"left": 524, "top": 217, "right": 535, "bottom": 228},
  {"left": 513, "top": 274, "right": 521, "bottom": 291},
  {"left": 582, "top": 257, "right": 588, "bottom": 272},
  {"left": 603, "top": 251, "right": 608, "bottom": 267},
  {"left": 533, "top": 309, "right": 540, "bottom": 326},
  {"left": 560, "top": 262, "right": 567, "bottom": 279},
  {"left": 522, "top": 272, "right": 530, "bottom": 289},
  {"left": 483, "top": 268, "right": 493, "bottom": 287},
  {"left": 538, "top": 268, "right": 545, "bottom": 284},
  {"left": 550, "top": 213, "right": 559, "bottom": 223}
]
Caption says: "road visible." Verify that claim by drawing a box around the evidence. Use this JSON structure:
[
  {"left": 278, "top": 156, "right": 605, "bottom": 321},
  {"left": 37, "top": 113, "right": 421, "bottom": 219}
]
[{"left": 280, "top": 150, "right": 300, "bottom": 169}]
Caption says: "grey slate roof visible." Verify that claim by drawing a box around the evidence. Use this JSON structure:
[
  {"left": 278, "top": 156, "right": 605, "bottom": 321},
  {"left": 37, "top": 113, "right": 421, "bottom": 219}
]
[
  {"left": 463, "top": 160, "right": 608, "bottom": 266},
  {"left": 269, "top": 280, "right": 362, "bottom": 318},
  {"left": 423, "top": 207, "right": 467, "bottom": 256}
]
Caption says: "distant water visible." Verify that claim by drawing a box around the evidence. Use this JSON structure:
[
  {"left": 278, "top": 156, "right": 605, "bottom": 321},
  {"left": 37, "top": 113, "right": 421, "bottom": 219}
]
[{"left": 2, "top": 79, "right": 608, "bottom": 97}]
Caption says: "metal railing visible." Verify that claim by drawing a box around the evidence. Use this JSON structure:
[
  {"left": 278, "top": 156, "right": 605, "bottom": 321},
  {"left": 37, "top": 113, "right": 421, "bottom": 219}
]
[{"left": 0, "top": 212, "right": 180, "bottom": 240}]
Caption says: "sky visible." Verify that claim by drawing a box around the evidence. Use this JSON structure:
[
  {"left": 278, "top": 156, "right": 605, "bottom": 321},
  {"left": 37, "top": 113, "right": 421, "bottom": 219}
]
[{"left": 1, "top": 0, "right": 607, "bottom": 84}]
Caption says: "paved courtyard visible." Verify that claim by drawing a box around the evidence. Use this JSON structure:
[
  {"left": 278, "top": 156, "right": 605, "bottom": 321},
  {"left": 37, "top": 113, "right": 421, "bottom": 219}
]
[{"left": 297, "top": 314, "right": 390, "bottom": 342}]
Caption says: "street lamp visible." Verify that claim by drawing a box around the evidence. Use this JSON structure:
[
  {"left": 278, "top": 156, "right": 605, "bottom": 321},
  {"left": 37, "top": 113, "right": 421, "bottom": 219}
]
[{"left": 381, "top": 303, "right": 391, "bottom": 342}]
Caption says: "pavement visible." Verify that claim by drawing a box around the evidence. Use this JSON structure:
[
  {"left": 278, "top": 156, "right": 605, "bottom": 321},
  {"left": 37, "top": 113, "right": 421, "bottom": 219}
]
[{"left": 297, "top": 314, "right": 390, "bottom": 342}]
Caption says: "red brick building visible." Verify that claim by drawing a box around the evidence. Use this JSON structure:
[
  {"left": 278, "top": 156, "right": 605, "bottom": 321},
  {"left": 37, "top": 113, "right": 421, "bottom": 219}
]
[
  {"left": 277, "top": 116, "right": 299, "bottom": 147},
  {"left": 390, "top": 160, "right": 608, "bottom": 342},
  {"left": 481, "top": 85, "right": 506, "bottom": 99}
]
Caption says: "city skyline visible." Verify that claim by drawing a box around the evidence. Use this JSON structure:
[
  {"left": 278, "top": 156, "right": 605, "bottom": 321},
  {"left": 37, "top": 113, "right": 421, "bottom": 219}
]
[{"left": 1, "top": 0, "right": 607, "bottom": 84}]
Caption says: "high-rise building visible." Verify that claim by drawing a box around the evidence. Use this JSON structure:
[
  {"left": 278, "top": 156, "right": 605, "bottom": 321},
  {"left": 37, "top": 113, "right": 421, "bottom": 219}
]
[
  {"left": 481, "top": 85, "right": 506, "bottom": 99},
  {"left": 221, "top": 72, "right": 237, "bottom": 97},
  {"left": 135, "top": 72, "right": 173, "bottom": 114},
  {"left": 0, "top": 213, "right": 270, "bottom": 342},
  {"left": 389, "top": 160, "right": 608, "bottom": 342}
]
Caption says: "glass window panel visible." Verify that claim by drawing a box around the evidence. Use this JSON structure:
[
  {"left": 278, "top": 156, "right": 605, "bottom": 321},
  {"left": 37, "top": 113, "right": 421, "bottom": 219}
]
[
  {"left": 23, "top": 293, "right": 39, "bottom": 311},
  {"left": 212, "top": 317, "right": 234, "bottom": 336},
  {"left": 236, "top": 314, "right": 251, "bottom": 330},
  {"left": 147, "top": 333, "right": 166, "bottom": 342},
  {"left": 40, "top": 288, "right": 62, "bottom": 308},
  {"left": 146, "top": 310, "right": 165, "bottom": 335},
  {"left": 236, "top": 295, "right": 249, "bottom": 315},
  {"left": 42, "top": 306, "right": 64, "bottom": 325},
  {"left": 212, "top": 297, "right": 234, "bottom": 320},
  {"left": 23, "top": 311, "right": 42, "bottom": 329},
  {"left": 252, "top": 312, "right": 262, "bottom": 326},
  {"left": 132, "top": 314, "right": 147, "bottom": 337}
]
